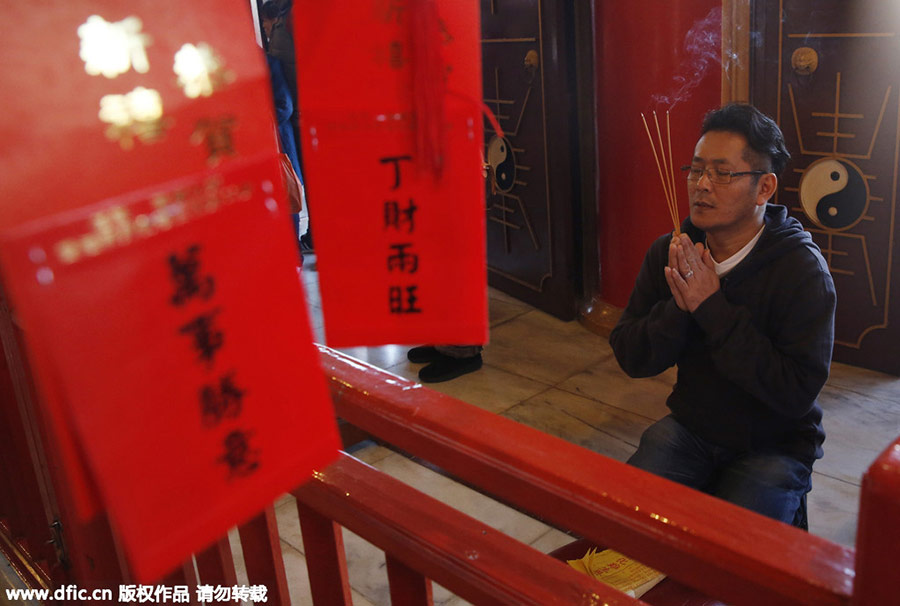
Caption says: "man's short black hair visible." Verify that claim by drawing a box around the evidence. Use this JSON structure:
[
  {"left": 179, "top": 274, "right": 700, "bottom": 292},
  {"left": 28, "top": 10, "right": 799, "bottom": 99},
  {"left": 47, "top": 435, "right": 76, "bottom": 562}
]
[{"left": 701, "top": 103, "right": 791, "bottom": 176}]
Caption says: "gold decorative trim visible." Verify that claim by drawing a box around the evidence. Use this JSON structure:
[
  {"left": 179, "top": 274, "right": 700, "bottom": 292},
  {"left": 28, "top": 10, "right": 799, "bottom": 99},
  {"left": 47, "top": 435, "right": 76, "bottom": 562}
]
[
  {"left": 487, "top": 265, "right": 550, "bottom": 291},
  {"left": 482, "top": 0, "right": 554, "bottom": 292},
  {"left": 777, "top": 0, "right": 785, "bottom": 128},
  {"left": 537, "top": 0, "right": 554, "bottom": 288},
  {"left": 481, "top": 38, "right": 536, "bottom": 43},
  {"left": 721, "top": 0, "right": 751, "bottom": 104},
  {"left": 578, "top": 295, "right": 622, "bottom": 338},
  {"left": 788, "top": 79, "right": 892, "bottom": 160},
  {"left": 788, "top": 33, "right": 897, "bottom": 39},
  {"left": 778, "top": 15, "right": 899, "bottom": 349},
  {"left": 0, "top": 525, "right": 51, "bottom": 590}
]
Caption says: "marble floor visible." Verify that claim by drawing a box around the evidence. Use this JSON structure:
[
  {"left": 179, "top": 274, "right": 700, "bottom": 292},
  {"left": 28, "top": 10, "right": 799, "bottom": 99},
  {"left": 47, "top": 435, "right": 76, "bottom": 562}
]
[{"left": 247, "top": 254, "right": 900, "bottom": 606}]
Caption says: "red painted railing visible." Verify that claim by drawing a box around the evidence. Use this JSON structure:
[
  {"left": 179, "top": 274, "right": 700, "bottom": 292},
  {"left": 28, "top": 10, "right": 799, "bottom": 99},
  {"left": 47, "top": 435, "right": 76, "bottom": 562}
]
[
  {"left": 3, "top": 341, "right": 898, "bottom": 604},
  {"left": 299, "top": 346, "right": 890, "bottom": 606}
]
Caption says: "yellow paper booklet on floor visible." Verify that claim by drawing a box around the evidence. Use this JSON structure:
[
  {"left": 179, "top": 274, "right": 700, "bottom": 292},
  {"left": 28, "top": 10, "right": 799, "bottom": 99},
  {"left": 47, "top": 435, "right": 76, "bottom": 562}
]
[{"left": 568, "top": 547, "right": 666, "bottom": 598}]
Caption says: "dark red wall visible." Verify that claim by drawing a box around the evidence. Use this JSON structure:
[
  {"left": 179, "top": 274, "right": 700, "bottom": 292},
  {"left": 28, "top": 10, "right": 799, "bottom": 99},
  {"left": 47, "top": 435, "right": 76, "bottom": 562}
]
[{"left": 596, "top": 1, "right": 722, "bottom": 308}]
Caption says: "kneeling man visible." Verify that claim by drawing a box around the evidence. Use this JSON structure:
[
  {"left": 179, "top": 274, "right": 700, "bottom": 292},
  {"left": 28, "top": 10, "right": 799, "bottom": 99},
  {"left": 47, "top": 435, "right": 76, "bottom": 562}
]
[{"left": 610, "top": 103, "right": 836, "bottom": 528}]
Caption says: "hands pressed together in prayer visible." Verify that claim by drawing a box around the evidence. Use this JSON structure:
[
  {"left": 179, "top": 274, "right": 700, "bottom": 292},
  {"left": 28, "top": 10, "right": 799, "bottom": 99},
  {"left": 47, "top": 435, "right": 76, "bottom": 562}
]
[{"left": 664, "top": 233, "right": 719, "bottom": 313}]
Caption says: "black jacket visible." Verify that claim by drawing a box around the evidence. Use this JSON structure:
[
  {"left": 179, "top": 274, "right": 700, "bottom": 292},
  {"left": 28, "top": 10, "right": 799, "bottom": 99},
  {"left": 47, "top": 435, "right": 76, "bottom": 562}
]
[{"left": 609, "top": 204, "right": 836, "bottom": 465}]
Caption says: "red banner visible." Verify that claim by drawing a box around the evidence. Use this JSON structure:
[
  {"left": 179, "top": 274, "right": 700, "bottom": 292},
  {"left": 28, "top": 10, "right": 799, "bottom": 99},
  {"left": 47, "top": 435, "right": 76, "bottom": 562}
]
[
  {"left": 0, "top": 1, "right": 339, "bottom": 581},
  {"left": 295, "top": 1, "right": 488, "bottom": 347}
]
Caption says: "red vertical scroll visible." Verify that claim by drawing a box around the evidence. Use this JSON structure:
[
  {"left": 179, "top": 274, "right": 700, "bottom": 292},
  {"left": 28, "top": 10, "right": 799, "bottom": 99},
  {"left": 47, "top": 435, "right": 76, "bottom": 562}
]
[
  {"left": 0, "top": 160, "right": 340, "bottom": 582},
  {"left": 295, "top": 1, "right": 488, "bottom": 347},
  {"left": 0, "top": 1, "right": 339, "bottom": 581}
]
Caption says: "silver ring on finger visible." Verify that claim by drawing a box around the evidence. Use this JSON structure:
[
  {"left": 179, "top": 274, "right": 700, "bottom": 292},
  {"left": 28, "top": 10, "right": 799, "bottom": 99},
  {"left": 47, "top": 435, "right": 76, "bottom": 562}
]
[{"left": 685, "top": 270, "right": 694, "bottom": 279}]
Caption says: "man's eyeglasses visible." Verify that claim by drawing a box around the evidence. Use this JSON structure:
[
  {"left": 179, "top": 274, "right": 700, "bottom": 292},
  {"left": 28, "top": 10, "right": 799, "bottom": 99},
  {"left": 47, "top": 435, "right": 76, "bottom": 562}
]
[{"left": 681, "top": 165, "right": 767, "bottom": 185}]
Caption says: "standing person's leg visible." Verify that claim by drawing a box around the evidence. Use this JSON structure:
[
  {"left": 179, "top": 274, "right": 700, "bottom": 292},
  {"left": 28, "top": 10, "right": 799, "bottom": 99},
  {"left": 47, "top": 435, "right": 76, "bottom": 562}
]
[
  {"left": 407, "top": 345, "right": 441, "bottom": 363},
  {"left": 435, "top": 345, "right": 482, "bottom": 358},
  {"left": 710, "top": 451, "right": 812, "bottom": 526},
  {"left": 407, "top": 345, "right": 482, "bottom": 363},
  {"left": 627, "top": 415, "right": 719, "bottom": 491},
  {"left": 290, "top": 212, "right": 303, "bottom": 266},
  {"left": 415, "top": 345, "right": 483, "bottom": 383}
]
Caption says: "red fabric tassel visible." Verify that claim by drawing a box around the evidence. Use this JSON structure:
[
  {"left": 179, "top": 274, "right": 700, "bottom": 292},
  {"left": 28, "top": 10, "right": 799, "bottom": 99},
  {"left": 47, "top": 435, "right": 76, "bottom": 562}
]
[
  {"left": 480, "top": 99, "right": 504, "bottom": 139},
  {"left": 411, "top": 0, "right": 446, "bottom": 180}
]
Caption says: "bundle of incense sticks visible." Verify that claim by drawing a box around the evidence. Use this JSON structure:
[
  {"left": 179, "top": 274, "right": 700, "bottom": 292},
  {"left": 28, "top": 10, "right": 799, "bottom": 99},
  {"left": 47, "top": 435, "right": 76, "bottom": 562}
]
[{"left": 641, "top": 111, "right": 681, "bottom": 235}]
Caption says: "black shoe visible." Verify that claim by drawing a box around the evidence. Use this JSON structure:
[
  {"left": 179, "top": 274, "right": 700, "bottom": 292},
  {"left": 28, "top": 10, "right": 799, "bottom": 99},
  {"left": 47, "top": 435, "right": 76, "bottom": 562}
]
[
  {"left": 299, "top": 232, "right": 314, "bottom": 254},
  {"left": 418, "top": 354, "right": 482, "bottom": 383},
  {"left": 407, "top": 345, "right": 440, "bottom": 363}
]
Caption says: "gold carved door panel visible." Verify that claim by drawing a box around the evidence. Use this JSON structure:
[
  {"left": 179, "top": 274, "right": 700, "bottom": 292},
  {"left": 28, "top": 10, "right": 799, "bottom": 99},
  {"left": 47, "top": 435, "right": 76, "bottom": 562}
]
[
  {"left": 753, "top": 0, "right": 900, "bottom": 374},
  {"left": 481, "top": 0, "right": 580, "bottom": 320}
]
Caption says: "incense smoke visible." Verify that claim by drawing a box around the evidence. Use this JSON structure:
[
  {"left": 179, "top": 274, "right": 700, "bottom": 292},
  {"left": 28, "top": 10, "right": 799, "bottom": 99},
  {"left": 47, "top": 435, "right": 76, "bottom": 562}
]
[{"left": 652, "top": 7, "right": 723, "bottom": 110}]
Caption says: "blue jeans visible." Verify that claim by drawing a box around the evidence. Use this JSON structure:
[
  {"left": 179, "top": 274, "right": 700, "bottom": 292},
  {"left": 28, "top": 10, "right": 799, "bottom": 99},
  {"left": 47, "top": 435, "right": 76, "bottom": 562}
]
[{"left": 628, "top": 415, "right": 812, "bottom": 526}]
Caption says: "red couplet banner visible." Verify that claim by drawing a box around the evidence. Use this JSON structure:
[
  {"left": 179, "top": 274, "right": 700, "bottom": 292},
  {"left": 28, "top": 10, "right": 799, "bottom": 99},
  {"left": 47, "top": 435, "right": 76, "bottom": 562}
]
[
  {"left": 0, "top": 1, "right": 339, "bottom": 582},
  {"left": 295, "top": 1, "right": 489, "bottom": 347}
]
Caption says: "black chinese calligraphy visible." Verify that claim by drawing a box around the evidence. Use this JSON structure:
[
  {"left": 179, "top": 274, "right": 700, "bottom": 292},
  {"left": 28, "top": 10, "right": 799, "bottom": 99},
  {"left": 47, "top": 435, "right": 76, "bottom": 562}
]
[
  {"left": 384, "top": 199, "right": 418, "bottom": 233},
  {"left": 166, "top": 248, "right": 262, "bottom": 477},
  {"left": 380, "top": 0, "right": 406, "bottom": 23},
  {"left": 218, "top": 429, "right": 260, "bottom": 477},
  {"left": 199, "top": 371, "right": 245, "bottom": 427},
  {"left": 438, "top": 17, "right": 453, "bottom": 44},
  {"left": 169, "top": 244, "right": 215, "bottom": 306},
  {"left": 387, "top": 243, "right": 419, "bottom": 273},
  {"left": 381, "top": 154, "right": 423, "bottom": 313},
  {"left": 379, "top": 155, "right": 412, "bottom": 190},
  {"left": 389, "top": 41, "right": 405, "bottom": 69},
  {"left": 179, "top": 308, "right": 224, "bottom": 366},
  {"left": 389, "top": 285, "right": 422, "bottom": 314}
]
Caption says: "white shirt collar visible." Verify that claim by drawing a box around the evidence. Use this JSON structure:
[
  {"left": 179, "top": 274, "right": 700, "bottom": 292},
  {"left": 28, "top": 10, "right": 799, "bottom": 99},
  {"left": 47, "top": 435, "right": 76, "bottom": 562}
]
[{"left": 711, "top": 225, "right": 765, "bottom": 277}]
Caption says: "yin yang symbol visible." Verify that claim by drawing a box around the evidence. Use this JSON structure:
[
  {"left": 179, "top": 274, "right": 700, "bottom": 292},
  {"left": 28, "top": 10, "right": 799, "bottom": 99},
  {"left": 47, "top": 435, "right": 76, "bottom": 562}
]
[
  {"left": 487, "top": 135, "right": 516, "bottom": 193},
  {"left": 798, "top": 158, "right": 869, "bottom": 230}
]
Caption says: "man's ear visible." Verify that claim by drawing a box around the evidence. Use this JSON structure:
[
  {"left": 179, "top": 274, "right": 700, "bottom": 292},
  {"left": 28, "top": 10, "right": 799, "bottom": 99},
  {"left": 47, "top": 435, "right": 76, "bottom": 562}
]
[{"left": 756, "top": 173, "right": 778, "bottom": 206}]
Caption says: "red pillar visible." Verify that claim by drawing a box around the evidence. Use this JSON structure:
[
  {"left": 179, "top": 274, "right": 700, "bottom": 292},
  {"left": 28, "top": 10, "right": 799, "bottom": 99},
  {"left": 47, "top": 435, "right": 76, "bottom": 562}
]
[
  {"left": 852, "top": 437, "right": 900, "bottom": 605},
  {"left": 595, "top": 1, "right": 722, "bottom": 308}
]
